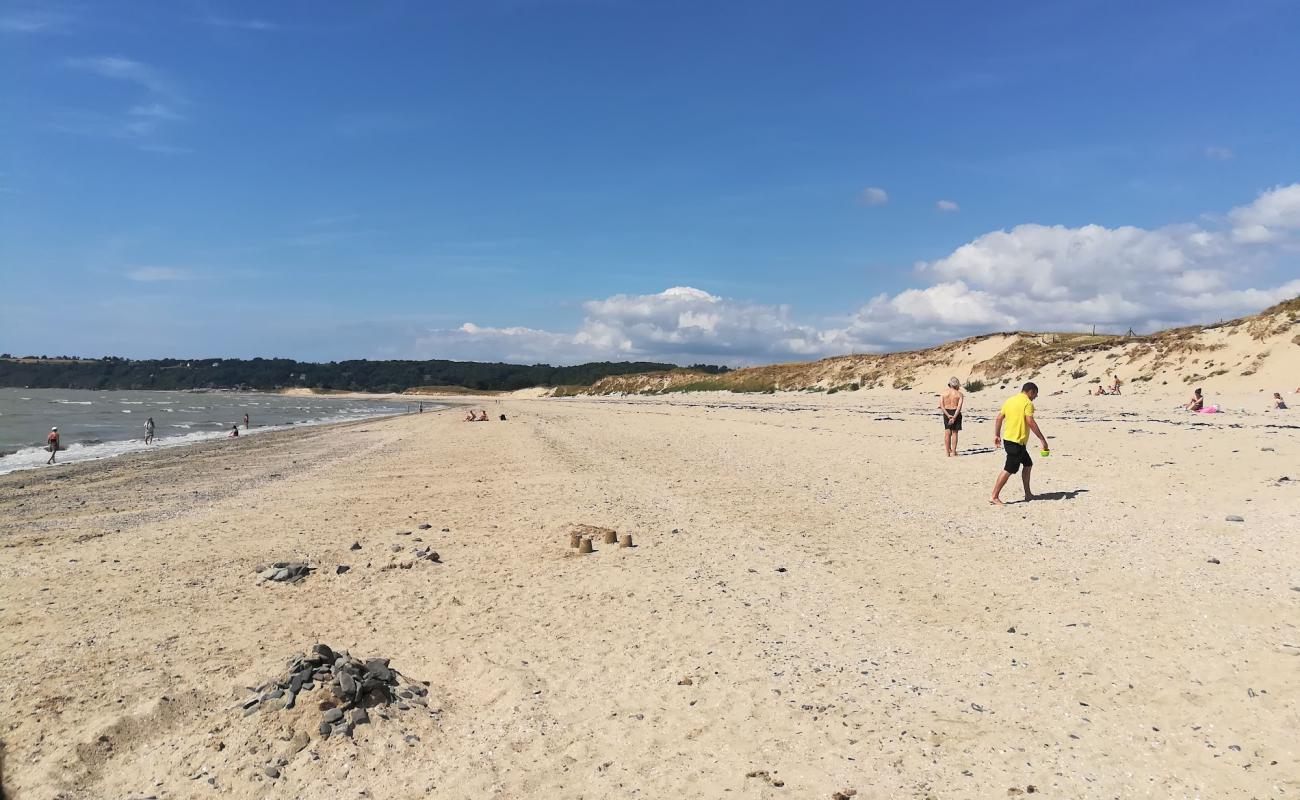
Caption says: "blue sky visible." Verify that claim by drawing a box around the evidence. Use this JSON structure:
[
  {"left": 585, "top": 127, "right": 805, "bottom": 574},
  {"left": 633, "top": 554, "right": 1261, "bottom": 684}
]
[{"left": 2, "top": 0, "right": 1299, "bottom": 364}]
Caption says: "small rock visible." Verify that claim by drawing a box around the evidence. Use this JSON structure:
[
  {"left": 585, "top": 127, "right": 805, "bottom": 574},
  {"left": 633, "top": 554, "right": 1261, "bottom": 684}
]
[
  {"left": 775, "top": 567, "right": 787, "bottom": 573},
  {"left": 283, "top": 731, "right": 309, "bottom": 757},
  {"left": 322, "top": 708, "right": 344, "bottom": 724},
  {"left": 418, "top": 523, "right": 432, "bottom": 530},
  {"left": 1207, "top": 557, "right": 1221, "bottom": 564},
  {"left": 351, "top": 708, "right": 369, "bottom": 725},
  {"left": 336, "top": 565, "right": 350, "bottom": 575},
  {"left": 263, "top": 766, "right": 280, "bottom": 779},
  {"left": 350, "top": 542, "right": 362, "bottom": 550},
  {"left": 677, "top": 677, "right": 693, "bottom": 686},
  {"left": 1006, "top": 626, "right": 1016, "bottom": 634},
  {"left": 1225, "top": 515, "right": 1244, "bottom": 522}
]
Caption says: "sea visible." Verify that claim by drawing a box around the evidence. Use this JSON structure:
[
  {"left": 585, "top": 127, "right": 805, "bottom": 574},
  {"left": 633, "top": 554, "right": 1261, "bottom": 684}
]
[{"left": 0, "top": 388, "right": 426, "bottom": 475}]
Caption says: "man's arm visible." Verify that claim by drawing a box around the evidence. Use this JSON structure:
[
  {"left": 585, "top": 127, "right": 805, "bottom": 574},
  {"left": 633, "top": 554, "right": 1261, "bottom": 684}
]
[
  {"left": 993, "top": 412, "right": 1004, "bottom": 446},
  {"left": 1027, "top": 416, "right": 1048, "bottom": 449}
]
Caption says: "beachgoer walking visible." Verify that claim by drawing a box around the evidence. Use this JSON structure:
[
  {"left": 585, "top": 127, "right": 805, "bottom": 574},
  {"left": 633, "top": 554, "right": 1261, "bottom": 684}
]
[
  {"left": 939, "top": 377, "right": 964, "bottom": 456},
  {"left": 243, "top": 413, "right": 250, "bottom": 430},
  {"left": 46, "top": 426, "right": 60, "bottom": 465},
  {"left": 1111, "top": 376, "right": 1122, "bottom": 395},
  {"left": 990, "top": 382, "right": 1048, "bottom": 506},
  {"left": 145, "top": 416, "right": 155, "bottom": 444}
]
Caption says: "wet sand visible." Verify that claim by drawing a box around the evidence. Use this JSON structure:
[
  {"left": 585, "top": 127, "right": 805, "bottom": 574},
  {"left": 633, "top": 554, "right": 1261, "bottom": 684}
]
[{"left": 1, "top": 392, "right": 1297, "bottom": 798}]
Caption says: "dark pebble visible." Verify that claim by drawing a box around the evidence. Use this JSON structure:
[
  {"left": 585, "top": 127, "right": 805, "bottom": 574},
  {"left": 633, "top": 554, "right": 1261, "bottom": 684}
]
[
  {"left": 1207, "top": 557, "right": 1221, "bottom": 564},
  {"left": 264, "top": 766, "right": 280, "bottom": 779},
  {"left": 418, "top": 523, "right": 432, "bottom": 530},
  {"left": 351, "top": 708, "right": 369, "bottom": 725},
  {"left": 350, "top": 542, "right": 361, "bottom": 550},
  {"left": 1225, "top": 515, "right": 1244, "bottom": 522},
  {"left": 323, "top": 708, "right": 344, "bottom": 723},
  {"left": 336, "top": 565, "right": 350, "bottom": 575}
]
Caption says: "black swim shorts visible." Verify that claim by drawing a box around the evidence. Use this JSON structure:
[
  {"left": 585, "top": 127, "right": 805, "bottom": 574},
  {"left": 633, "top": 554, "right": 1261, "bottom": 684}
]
[
  {"left": 943, "top": 412, "right": 962, "bottom": 431},
  {"left": 1002, "top": 440, "right": 1033, "bottom": 474}
]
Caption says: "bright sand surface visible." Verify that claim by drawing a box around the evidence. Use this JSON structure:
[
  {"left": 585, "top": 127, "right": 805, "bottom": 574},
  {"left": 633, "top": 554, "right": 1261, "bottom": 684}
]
[{"left": 1, "top": 390, "right": 1297, "bottom": 799}]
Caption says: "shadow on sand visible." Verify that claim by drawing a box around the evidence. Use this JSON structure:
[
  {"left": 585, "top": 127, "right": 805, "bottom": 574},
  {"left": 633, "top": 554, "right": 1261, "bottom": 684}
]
[
  {"left": 959, "top": 447, "right": 997, "bottom": 456},
  {"left": 1026, "top": 488, "right": 1089, "bottom": 502}
]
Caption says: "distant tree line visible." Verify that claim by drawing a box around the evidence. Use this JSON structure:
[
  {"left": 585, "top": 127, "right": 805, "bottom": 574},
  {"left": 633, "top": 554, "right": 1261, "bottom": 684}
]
[{"left": 0, "top": 355, "right": 729, "bottom": 393}]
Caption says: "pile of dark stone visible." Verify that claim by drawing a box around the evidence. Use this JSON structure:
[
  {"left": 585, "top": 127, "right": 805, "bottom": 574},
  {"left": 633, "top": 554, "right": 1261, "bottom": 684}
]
[
  {"left": 241, "top": 644, "right": 430, "bottom": 739},
  {"left": 257, "top": 561, "right": 313, "bottom": 583}
]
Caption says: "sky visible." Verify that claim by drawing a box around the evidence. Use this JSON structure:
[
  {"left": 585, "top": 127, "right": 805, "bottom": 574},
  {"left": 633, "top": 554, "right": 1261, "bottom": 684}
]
[{"left": 2, "top": 0, "right": 1299, "bottom": 365}]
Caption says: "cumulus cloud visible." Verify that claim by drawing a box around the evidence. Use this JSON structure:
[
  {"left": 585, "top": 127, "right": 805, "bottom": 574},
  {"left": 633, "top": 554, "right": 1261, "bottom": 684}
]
[
  {"left": 860, "top": 187, "right": 889, "bottom": 206},
  {"left": 409, "top": 184, "right": 1300, "bottom": 365},
  {"left": 1228, "top": 183, "right": 1300, "bottom": 244},
  {"left": 413, "top": 287, "right": 847, "bottom": 366},
  {"left": 936, "top": 199, "right": 959, "bottom": 212}
]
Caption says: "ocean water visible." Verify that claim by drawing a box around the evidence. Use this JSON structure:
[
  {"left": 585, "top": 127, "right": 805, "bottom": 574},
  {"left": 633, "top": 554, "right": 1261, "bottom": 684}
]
[{"left": 0, "top": 388, "right": 429, "bottom": 475}]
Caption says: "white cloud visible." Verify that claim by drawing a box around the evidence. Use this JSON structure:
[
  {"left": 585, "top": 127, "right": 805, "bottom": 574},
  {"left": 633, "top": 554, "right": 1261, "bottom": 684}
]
[
  {"left": 413, "top": 287, "right": 845, "bottom": 366},
  {"left": 1204, "top": 146, "right": 1235, "bottom": 160},
  {"left": 860, "top": 187, "right": 889, "bottom": 206},
  {"left": 204, "top": 17, "right": 279, "bottom": 31},
  {"left": 126, "top": 267, "right": 195, "bottom": 283},
  {"left": 66, "top": 57, "right": 177, "bottom": 99},
  {"left": 407, "top": 184, "right": 1300, "bottom": 365},
  {"left": 1228, "top": 184, "right": 1300, "bottom": 244},
  {"left": 936, "top": 199, "right": 959, "bottom": 212},
  {"left": 0, "top": 9, "right": 72, "bottom": 33}
]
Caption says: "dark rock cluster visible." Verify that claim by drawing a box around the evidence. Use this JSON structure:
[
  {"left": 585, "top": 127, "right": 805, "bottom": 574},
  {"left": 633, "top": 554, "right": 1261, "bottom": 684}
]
[
  {"left": 241, "top": 644, "right": 429, "bottom": 739},
  {"left": 256, "top": 561, "right": 313, "bottom": 583}
]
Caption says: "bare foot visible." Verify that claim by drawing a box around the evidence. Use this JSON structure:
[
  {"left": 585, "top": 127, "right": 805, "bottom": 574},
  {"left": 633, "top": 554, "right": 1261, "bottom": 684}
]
[{"left": 989, "top": 497, "right": 1004, "bottom": 506}]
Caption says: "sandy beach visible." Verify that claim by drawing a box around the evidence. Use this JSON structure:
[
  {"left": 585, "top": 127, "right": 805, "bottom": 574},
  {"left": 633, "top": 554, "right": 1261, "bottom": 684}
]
[{"left": 1, "top": 391, "right": 1297, "bottom": 799}]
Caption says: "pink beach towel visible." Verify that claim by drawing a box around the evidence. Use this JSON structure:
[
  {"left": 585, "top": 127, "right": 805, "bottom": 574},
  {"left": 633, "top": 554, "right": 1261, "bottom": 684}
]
[{"left": 1196, "top": 405, "right": 1220, "bottom": 414}]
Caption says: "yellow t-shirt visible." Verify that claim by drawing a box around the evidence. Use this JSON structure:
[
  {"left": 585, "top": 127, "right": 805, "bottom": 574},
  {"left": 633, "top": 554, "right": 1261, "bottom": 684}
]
[{"left": 1000, "top": 393, "right": 1035, "bottom": 445}]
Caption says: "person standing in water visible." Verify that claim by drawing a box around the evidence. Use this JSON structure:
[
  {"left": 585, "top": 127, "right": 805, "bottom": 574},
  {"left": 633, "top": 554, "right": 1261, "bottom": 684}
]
[
  {"left": 144, "top": 416, "right": 156, "bottom": 444},
  {"left": 990, "top": 382, "right": 1049, "bottom": 506},
  {"left": 243, "top": 412, "right": 250, "bottom": 430},
  {"left": 46, "top": 426, "right": 60, "bottom": 464},
  {"left": 939, "top": 377, "right": 965, "bottom": 456}
]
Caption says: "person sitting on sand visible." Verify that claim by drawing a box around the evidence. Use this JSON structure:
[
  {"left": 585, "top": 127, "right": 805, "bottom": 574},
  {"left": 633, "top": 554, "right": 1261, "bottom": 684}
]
[
  {"left": 499, "top": 413, "right": 507, "bottom": 421},
  {"left": 229, "top": 424, "right": 240, "bottom": 438},
  {"left": 46, "top": 426, "right": 60, "bottom": 465},
  {"left": 939, "top": 377, "right": 964, "bottom": 457},
  {"left": 1186, "top": 388, "right": 1204, "bottom": 412},
  {"left": 1272, "top": 392, "right": 1288, "bottom": 410},
  {"left": 476, "top": 410, "right": 489, "bottom": 421},
  {"left": 464, "top": 410, "right": 476, "bottom": 422},
  {"left": 1094, "top": 385, "right": 1108, "bottom": 396}
]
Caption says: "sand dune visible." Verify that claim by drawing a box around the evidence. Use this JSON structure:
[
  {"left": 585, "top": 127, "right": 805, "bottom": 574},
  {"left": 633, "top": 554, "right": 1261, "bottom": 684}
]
[{"left": 1, "top": 391, "right": 1297, "bottom": 798}]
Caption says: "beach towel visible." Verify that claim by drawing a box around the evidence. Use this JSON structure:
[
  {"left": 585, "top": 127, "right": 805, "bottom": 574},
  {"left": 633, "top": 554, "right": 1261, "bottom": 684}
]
[{"left": 1196, "top": 405, "right": 1221, "bottom": 414}]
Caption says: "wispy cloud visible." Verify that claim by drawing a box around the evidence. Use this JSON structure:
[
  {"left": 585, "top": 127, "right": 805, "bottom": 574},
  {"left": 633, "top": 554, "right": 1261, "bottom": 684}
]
[
  {"left": 66, "top": 56, "right": 179, "bottom": 99},
  {"left": 1204, "top": 146, "right": 1235, "bottom": 160},
  {"left": 0, "top": 8, "right": 73, "bottom": 34},
  {"left": 936, "top": 199, "right": 960, "bottom": 212},
  {"left": 203, "top": 16, "right": 279, "bottom": 31},
  {"left": 58, "top": 57, "right": 189, "bottom": 151},
  {"left": 126, "top": 267, "right": 196, "bottom": 282},
  {"left": 859, "top": 187, "right": 889, "bottom": 206}
]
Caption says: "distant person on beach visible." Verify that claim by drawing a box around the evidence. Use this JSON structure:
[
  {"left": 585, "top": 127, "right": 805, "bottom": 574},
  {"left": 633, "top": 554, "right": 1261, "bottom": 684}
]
[
  {"left": 939, "top": 377, "right": 964, "bottom": 456},
  {"left": 229, "top": 424, "right": 239, "bottom": 438},
  {"left": 499, "top": 413, "right": 507, "bottom": 421},
  {"left": 1111, "top": 376, "right": 1122, "bottom": 395},
  {"left": 1093, "top": 385, "right": 1108, "bottom": 396},
  {"left": 243, "top": 413, "right": 250, "bottom": 430},
  {"left": 990, "top": 382, "right": 1049, "bottom": 506},
  {"left": 46, "top": 427, "right": 60, "bottom": 465},
  {"left": 464, "top": 410, "right": 476, "bottom": 421},
  {"left": 145, "top": 417, "right": 155, "bottom": 444},
  {"left": 1186, "top": 388, "right": 1204, "bottom": 412},
  {"left": 1272, "top": 392, "right": 1288, "bottom": 410},
  {"left": 476, "top": 410, "right": 489, "bottom": 421}
]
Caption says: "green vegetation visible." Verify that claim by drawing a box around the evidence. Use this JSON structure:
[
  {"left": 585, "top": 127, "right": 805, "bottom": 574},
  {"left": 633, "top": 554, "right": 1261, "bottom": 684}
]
[
  {"left": 0, "top": 356, "right": 722, "bottom": 393},
  {"left": 963, "top": 379, "right": 985, "bottom": 393}
]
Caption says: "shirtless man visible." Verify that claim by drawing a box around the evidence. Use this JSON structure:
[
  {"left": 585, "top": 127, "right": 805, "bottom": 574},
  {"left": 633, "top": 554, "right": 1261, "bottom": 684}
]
[
  {"left": 939, "top": 377, "right": 965, "bottom": 456},
  {"left": 46, "top": 426, "right": 60, "bottom": 465}
]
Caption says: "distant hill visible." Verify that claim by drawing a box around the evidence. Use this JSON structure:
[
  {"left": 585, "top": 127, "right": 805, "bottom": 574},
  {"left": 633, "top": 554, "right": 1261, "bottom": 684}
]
[
  {"left": 0, "top": 356, "right": 717, "bottom": 393},
  {"left": 567, "top": 297, "right": 1300, "bottom": 396}
]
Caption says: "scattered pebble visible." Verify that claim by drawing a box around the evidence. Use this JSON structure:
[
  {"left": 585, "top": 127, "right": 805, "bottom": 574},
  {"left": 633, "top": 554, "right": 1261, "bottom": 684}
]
[{"left": 1225, "top": 515, "right": 1244, "bottom": 522}]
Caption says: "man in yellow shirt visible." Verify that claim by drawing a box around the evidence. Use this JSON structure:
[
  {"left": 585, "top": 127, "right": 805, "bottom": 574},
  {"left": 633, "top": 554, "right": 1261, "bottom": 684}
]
[{"left": 991, "top": 382, "right": 1049, "bottom": 505}]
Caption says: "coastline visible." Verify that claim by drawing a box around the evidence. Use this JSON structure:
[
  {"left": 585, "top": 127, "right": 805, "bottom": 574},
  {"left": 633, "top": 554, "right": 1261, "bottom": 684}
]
[{"left": 1, "top": 393, "right": 1296, "bottom": 798}]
